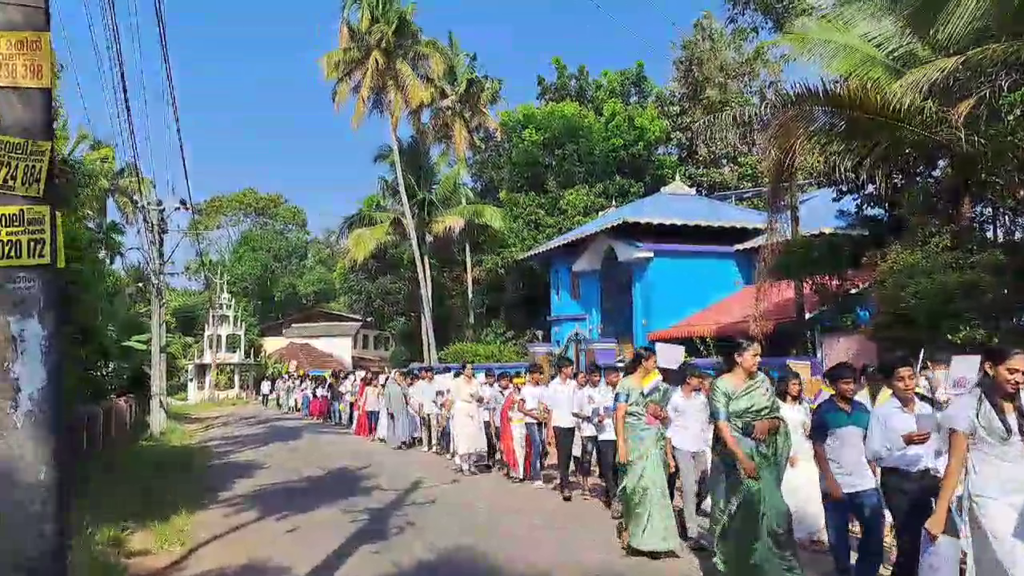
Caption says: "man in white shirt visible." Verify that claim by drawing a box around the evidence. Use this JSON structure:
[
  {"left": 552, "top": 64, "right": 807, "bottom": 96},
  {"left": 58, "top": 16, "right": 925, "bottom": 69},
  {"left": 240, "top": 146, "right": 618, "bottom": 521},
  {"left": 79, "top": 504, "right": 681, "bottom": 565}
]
[
  {"left": 518, "top": 363, "right": 547, "bottom": 487},
  {"left": 414, "top": 367, "right": 439, "bottom": 452},
  {"left": 665, "top": 364, "right": 712, "bottom": 546},
  {"left": 480, "top": 370, "right": 498, "bottom": 467},
  {"left": 260, "top": 377, "right": 272, "bottom": 408},
  {"left": 866, "top": 357, "right": 947, "bottom": 576},
  {"left": 546, "top": 356, "right": 578, "bottom": 501},
  {"left": 595, "top": 366, "right": 622, "bottom": 517},
  {"left": 572, "top": 364, "right": 603, "bottom": 499}
]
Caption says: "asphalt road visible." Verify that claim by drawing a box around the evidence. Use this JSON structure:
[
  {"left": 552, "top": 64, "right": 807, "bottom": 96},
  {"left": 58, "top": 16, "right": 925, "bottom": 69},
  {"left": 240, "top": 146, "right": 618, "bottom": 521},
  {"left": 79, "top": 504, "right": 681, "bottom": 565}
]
[{"left": 141, "top": 405, "right": 835, "bottom": 576}]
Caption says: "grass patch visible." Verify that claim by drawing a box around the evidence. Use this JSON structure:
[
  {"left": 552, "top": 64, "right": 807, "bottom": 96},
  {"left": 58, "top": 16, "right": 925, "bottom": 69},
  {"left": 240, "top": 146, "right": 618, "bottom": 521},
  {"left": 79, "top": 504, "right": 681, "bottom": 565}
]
[
  {"left": 70, "top": 412, "right": 211, "bottom": 576},
  {"left": 172, "top": 397, "right": 250, "bottom": 415}
]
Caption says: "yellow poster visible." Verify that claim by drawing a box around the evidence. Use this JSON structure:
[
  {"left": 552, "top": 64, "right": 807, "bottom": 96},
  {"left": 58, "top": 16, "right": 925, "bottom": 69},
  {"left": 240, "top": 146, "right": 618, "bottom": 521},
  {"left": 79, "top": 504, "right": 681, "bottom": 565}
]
[
  {"left": 0, "top": 136, "right": 50, "bottom": 198},
  {"left": 0, "top": 205, "right": 50, "bottom": 266},
  {"left": 0, "top": 32, "right": 52, "bottom": 89}
]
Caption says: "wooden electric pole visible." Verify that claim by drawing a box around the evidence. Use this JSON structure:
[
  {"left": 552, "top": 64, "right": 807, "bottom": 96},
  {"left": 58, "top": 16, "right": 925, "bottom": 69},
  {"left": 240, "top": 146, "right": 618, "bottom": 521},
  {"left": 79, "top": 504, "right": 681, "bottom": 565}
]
[{"left": 0, "top": 1, "right": 67, "bottom": 574}]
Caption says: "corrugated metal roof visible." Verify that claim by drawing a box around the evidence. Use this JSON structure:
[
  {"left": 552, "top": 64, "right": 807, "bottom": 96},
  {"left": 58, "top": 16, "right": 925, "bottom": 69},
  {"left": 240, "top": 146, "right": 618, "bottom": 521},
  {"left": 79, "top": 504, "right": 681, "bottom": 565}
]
[
  {"left": 523, "top": 183, "right": 768, "bottom": 259},
  {"left": 734, "top": 188, "right": 863, "bottom": 250}
]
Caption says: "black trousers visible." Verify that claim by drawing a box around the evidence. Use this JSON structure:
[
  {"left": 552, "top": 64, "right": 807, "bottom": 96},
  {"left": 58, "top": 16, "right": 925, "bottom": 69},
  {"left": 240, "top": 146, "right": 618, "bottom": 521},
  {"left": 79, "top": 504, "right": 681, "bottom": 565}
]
[
  {"left": 578, "top": 435, "right": 597, "bottom": 477},
  {"left": 260, "top": 393, "right": 270, "bottom": 408},
  {"left": 552, "top": 426, "right": 576, "bottom": 491},
  {"left": 879, "top": 467, "right": 949, "bottom": 576},
  {"left": 597, "top": 439, "right": 619, "bottom": 501},
  {"left": 485, "top": 421, "right": 497, "bottom": 463}
]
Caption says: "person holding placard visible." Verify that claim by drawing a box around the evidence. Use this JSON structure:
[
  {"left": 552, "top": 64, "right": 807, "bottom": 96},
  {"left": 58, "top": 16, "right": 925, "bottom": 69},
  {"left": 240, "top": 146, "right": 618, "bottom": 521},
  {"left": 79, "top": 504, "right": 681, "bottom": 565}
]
[{"left": 866, "top": 357, "right": 948, "bottom": 576}]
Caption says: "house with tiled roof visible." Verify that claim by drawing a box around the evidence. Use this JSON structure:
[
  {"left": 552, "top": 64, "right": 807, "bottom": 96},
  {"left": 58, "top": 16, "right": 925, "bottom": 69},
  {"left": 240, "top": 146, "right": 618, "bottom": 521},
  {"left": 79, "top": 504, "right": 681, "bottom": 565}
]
[
  {"left": 523, "top": 178, "right": 867, "bottom": 366},
  {"left": 260, "top": 308, "right": 393, "bottom": 372}
]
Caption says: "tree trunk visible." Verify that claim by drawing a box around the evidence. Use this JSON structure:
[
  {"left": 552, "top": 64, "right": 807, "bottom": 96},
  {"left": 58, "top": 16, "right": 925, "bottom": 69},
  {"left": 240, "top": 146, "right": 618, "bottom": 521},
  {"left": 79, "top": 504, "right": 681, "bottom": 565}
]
[
  {"left": 421, "top": 244, "right": 438, "bottom": 363},
  {"left": 464, "top": 239, "right": 475, "bottom": 339},
  {"left": 389, "top": 125, "right": 438, "bottom": 364}
]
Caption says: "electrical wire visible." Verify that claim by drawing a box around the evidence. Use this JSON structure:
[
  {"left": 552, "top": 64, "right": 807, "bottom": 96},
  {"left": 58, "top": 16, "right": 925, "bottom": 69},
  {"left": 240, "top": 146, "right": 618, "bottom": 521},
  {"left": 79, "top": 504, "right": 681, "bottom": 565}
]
[
  {"left": 580, "top": 0, "right": 661, "bottom": 55},
  {"left": 152, "top": 0, "right": 210, "bottom": 278},
  {"left": 80, "top": 0, "right": 119, "bottom": 142},
  {"left": 54, "top": 0, "right": 92, "bottom": 128}
]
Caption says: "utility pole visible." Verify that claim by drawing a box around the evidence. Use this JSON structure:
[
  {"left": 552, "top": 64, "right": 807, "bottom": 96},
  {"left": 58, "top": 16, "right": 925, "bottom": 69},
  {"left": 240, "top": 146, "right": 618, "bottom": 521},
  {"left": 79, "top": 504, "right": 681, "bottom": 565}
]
[
  {"left": 145, "top": 199, "right": 168, "bottom": 436},
  {"left": 0, "top": 1, "right": 66, "bottom": 574}
]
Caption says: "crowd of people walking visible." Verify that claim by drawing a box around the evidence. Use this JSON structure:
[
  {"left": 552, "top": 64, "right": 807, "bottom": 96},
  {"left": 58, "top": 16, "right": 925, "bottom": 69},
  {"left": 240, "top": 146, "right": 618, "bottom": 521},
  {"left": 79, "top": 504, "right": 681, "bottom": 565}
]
[{"left": 258, "top": 342, "right": 1024, "bottom": 576}]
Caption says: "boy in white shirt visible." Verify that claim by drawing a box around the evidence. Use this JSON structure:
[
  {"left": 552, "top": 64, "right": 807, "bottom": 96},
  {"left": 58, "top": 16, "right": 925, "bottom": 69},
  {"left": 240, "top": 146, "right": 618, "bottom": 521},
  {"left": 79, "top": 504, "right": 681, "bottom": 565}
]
[
  {"left": 518, "top": 363, "right": 547, "bottom": 487},
  {"left": 572, "top": 364, "right": 603, "bottom": 500},
  {"left": 546, "top": 356, "right": 578, "bottom": 502}
]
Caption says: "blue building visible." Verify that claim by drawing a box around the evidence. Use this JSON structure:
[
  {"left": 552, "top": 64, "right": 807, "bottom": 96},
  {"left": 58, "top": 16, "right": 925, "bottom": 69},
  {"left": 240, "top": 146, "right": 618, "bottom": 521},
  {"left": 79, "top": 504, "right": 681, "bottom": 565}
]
[{"left": 523, "top": 179, "right": 858, "bottom": 366}]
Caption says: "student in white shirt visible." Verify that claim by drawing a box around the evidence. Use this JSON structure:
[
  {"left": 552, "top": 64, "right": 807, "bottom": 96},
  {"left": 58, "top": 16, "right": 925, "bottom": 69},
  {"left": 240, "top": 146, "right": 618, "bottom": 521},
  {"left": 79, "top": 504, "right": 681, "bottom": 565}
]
[
  {"left": 866, "top": 357, "right": 945, "bottom": 576},
  {"left": 572, "top": 364, "right": 603, "bottom": 500},
  {"left": 416, "top": 367, "right": 440, "bottom": 453},
  {"left": 481, "top": 370, "right": 499, "bottom": 467},
  {"left": 665, "top": 364, "right": 712, "bottom": 546},
  {"left": 518, "top": 363, "right": 547, "bottom": 487},
  {"left": 595, "top": 366, "right": 622, "bottom": 517},
  {"left": 546, "top": 356, "right": 579, "bottom": 501},
  {"left": 260, "top": 378, "right": 272, "bottom": 408}
]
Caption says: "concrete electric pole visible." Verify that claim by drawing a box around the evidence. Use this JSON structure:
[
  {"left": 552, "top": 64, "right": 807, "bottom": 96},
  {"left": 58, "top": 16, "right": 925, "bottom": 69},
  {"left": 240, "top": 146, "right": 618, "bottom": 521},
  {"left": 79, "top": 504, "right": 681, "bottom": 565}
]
[
  {"left": 146, "top": 199, "right": 168, "bottom": 436},
  {"left": 0, "top": 1, "right": 67, "bottom": 574}
]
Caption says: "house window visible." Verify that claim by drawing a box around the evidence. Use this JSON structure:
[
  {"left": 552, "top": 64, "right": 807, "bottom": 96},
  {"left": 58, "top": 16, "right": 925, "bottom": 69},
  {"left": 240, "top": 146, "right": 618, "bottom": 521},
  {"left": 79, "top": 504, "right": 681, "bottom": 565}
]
[
  {"left": 373, "top": 333, "right": 391, "bottom": 351},
  {"left": 553, "top": 271, "right": 561, "bottom": 300},
  {"left": 362, "top": 334, "right": 370, "bottom": 350},
  {"left": 570, "top": 272, "right": 581, "bottom": 301}
]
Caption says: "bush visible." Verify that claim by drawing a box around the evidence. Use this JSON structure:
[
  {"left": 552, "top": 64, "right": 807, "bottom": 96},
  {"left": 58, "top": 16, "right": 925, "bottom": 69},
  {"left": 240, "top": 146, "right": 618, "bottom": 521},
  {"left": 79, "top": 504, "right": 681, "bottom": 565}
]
[{"left": 438, "top": 341, "right": 525, "bottom": 364}]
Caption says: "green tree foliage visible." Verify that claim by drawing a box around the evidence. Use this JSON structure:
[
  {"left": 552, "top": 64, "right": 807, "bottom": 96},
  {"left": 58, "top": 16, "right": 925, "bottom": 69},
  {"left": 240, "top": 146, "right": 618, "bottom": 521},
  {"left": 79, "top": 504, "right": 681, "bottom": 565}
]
[
  {"left": 190, "top": 188, "right": 338, "bottom": 327},
  {"left": 53, "top": 100, "right": 150, "bottom": 403},
  {"left": 659, "top": 11, "right": 786, "bottom": 192}
]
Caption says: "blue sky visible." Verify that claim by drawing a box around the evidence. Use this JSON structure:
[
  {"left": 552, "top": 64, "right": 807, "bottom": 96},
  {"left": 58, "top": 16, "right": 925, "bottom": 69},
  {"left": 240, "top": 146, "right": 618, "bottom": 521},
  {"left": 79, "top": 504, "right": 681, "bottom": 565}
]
[{"left": 53, "top": 0, "right": 787, "bottom": 268}]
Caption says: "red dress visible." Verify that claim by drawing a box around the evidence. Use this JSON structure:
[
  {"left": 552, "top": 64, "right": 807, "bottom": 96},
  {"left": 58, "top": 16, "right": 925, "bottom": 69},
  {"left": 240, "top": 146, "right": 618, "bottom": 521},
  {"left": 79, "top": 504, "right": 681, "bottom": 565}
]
[
  {"left": 500, "top": 391, "right": 531, "bottom": 479},
  {"left": 353, "top": 383, "right": 370, "bottom": 437}
]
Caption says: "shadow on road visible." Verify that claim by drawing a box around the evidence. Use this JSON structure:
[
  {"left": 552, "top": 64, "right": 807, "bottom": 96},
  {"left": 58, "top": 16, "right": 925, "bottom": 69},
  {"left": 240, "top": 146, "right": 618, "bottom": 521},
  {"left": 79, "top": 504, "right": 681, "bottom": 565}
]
[
  {"left": 153, "top": 464, "right": 377, "bottom": 575},
  {"left": 305, "top": 478, "right": 432, "bottom": 576}
]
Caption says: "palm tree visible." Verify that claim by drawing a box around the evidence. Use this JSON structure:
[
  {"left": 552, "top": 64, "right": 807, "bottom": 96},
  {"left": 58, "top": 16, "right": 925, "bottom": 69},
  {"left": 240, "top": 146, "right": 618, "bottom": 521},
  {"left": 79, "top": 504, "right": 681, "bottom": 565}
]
[
  {"left": 322, "top": 0, "right": 443, "bottom": 363},
  {"left": 759, "top": 0, "right": 1024, "bottom": 231},
  {"left": 424, "top": 32, "right": 502, "bottom": 161},
  {"left": 700, "top": 0, "right": 1024, "bottom": 335},
  {"left": 342, "top": 138, "right": 503, "bottom": 344},
  {"left": 428, "top": 162, "right": 504, "bottom": 337}
]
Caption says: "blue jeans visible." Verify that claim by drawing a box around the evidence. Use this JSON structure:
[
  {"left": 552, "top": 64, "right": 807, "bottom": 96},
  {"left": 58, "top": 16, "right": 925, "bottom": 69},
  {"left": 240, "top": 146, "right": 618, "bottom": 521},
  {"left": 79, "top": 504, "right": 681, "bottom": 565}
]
[
  {"left": 329, "top": 401, "right": 340, "bottom": 425},
  {"left": 823, "top": 487, "right": 886, "bottom": 576},
  {"left": 301, "top": 396, "right": 311, "bottom": 418},
  {"left": 525, "top": 422, "right": 544, "bottom": 481}
]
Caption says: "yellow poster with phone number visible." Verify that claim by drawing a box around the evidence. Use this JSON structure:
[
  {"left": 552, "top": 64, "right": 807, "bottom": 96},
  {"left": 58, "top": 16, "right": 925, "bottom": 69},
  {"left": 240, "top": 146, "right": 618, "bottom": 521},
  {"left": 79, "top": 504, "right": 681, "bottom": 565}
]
[
  {"left": 0, "top": 205, "right": 50, "bottom": 266},
  {"left": 0, "top": 31, "right": 52, "bottom": 89},
  {"left": 0, "top": 135, "right": 50, "bottom": 198}
]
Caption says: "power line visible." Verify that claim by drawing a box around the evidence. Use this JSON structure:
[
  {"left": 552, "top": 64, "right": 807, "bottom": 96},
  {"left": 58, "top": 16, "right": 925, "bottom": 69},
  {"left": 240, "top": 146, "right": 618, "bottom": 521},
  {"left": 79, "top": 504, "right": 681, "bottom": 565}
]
[
  {"left": 126, "top": 0, "right": 159, "bottom": 198},
  {"left": 580, "top": 0, "right": 661, "bottom": 55},
  {"left": 53, "top": 0, "right": 92, "bottom": 128},
  {"left": 152, "top": 0, "right": 210, "bottom": 282},
  {"left": 80, "top": 0, "right": 119, "bottom": 142}
]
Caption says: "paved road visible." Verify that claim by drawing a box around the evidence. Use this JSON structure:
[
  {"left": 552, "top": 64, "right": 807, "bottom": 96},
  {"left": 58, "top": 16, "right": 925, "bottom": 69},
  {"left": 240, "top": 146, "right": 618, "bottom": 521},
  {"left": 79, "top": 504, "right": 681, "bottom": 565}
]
[{"left": 142, "top": 405, "right": 833, "bottom": 576}]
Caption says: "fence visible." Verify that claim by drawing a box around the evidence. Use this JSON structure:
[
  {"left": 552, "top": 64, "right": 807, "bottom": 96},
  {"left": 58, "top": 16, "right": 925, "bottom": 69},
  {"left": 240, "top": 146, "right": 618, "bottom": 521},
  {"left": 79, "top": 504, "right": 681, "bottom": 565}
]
[{"left": 69, "top": 395, "right": 143, "bottom": 456}]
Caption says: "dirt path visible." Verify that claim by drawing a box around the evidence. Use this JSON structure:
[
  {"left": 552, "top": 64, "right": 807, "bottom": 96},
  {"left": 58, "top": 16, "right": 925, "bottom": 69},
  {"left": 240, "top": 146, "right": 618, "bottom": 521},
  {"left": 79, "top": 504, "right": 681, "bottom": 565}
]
[{"left": 135, "top": 405, "right": 833, "bottom": 576}]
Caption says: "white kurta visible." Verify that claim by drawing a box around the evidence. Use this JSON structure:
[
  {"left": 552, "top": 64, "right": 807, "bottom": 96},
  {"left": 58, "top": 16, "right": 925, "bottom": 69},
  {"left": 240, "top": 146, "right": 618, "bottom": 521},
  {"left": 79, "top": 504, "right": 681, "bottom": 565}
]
[
  {"left": 942, "top": 389, "right": 1024, "bottom": 576},
  {"left": 779, "top": 400, "right": 827, "bottom": 542},
  {"left": 451, "top": 376, "right": 487, "bottom": 455}
]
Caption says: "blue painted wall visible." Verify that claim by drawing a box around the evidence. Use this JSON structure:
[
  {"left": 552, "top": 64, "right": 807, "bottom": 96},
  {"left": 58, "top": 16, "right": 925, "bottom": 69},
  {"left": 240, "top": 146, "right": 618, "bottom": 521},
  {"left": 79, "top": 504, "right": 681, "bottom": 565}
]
[
  {"left": 545, "top": 245, "right": 757, "bottom": 350},
  {"left": 548, "top": 254, "right": 600, "bottom": 350},
  {"left": 632, "top": 249, "right": 754, "bottom": 346}
]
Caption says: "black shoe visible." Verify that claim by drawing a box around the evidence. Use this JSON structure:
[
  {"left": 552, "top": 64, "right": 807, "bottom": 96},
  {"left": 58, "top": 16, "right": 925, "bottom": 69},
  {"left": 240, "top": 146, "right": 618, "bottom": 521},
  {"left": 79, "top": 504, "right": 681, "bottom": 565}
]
[{"left": 561, "top": 489, "right": 572, "bottom": 502}]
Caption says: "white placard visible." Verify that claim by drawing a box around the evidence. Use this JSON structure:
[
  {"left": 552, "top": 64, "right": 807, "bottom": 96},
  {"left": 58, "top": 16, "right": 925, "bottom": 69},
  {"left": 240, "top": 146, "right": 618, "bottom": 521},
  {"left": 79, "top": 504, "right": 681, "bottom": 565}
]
[
  {"left": 946, "top": 355, "right": 981, "bottom": 396},
  {"left": 654, "top": 342, "right": 686, "bottom": 369}
]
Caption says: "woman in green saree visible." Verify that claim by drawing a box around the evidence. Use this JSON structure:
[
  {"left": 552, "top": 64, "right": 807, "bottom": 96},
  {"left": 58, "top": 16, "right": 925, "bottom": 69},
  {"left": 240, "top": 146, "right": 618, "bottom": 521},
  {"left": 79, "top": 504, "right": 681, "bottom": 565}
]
[
  {"left": 613, "top": 346, "right": 681, "bottom": 556},
  {"left": 709, "top": 339, "right": 804, "bottom": 575}
]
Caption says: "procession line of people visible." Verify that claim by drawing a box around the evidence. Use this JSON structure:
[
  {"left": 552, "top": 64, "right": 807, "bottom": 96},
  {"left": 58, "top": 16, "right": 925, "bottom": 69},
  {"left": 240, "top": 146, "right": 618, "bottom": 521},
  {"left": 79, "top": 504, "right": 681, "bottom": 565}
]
[{"left": 257, "top": 343, "right": 1024, "bottom": 576}]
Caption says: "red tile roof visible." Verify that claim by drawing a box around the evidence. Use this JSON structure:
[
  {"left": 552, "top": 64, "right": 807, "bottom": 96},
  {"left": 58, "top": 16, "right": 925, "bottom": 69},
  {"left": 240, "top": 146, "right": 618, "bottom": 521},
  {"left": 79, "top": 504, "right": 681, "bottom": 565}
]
[
  {"left": 269, "top": 342, "right": 348, "bottom": 372},
  {"left": 648, "top": 274, "right": 868, "bottom": 342}
]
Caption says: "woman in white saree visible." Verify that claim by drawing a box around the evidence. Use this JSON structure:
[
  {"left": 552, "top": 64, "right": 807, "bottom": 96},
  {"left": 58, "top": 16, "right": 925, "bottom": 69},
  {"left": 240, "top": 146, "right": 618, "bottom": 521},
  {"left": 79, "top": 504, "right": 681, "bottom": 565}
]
[
  {"left": 926, "top": 346, "right": 1024, "bottom": 576},
  {"left": 776, "top": 370, "right": 828, "bottom": 547}
]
